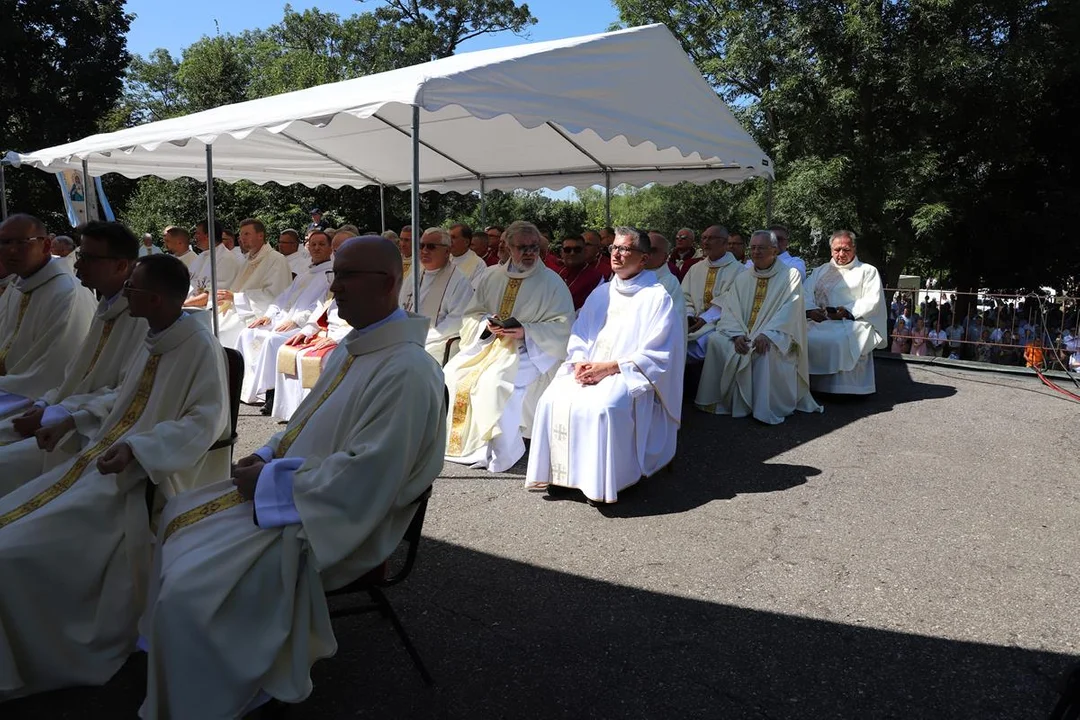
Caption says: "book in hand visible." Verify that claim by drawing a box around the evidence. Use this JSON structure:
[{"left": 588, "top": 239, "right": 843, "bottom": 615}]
[{"left": 489, "top": 316, "right": 522, "bottom": 330}]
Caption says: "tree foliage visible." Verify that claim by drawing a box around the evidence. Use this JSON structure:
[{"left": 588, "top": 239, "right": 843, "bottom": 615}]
[
  {"left": 1, "top": 0, "right": 132, "bottom": 229},
  {"left": 613, "top": 0, "right": 1080, "bottom": 291}
]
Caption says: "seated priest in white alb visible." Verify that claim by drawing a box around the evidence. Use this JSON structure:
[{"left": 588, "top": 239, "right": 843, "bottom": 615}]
[
  {"left": 448, "top": 223, "right": 488, "bottom": 288},
  {"left": 399, "top": 227, "right": 475, "bottom": 364},
  {"left": 0, "top": 222, "right": 148, "bottom": 496},
  {"left": 237, "top": 230, "right": 333, "bottom": 413},
  {"left": 138, "top": 237, "right": 445, "bottom": 720},
  {"left": 214, "top": 218, "right": 292, "bottom": 347},
  {"left": 444, "top": 221, "right": 574, "bottom": 473},
  {"left": 184, "top": 220, "right": 241, "bottom": 310},
  {"left": 271, "top": 294, "right": 352, "bottom": 422},
  {"left": 0, "top": 214, "right": 95, "bottom": 419},
  {"left": 695, "top": 230, "right": 822, "bottom": 424},
  {"left": 0, "top": 254, "right": 228, "bottom": 701},
  {"left": 525, "top": 226, "right": 684, "bottom": 504},
  {"left": 645, "top": 231, "right": 685, "bottom": 315},
  {"left": 278, "top": 228, "right": 310, "bottom": 276},
  {"left": 163, "top": 225, "right": 196, "bottom": 269},
  {"left": 0, "top": 257, "right": 14, "bottom": 299},
  {"left": 682, "top": 224, "right": 746, "bottom": 361},
  {"left": 803, "top": 230, "right": 888, "bottom": 394},
  {"left": 51, "top": 234, "right": 78, "bottom": 273}
]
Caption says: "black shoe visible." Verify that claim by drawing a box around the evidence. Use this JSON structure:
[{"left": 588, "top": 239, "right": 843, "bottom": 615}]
[{"left": 260, "top": 390, "right": 275, "bottom": 416}]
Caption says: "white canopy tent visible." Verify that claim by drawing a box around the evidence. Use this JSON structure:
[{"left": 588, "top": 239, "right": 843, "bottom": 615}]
[{"left": 3, "top": 23, "right": 773, "bottom": 332}]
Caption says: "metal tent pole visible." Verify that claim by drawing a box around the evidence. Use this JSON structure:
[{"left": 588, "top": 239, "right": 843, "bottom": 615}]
[
  {"left": 205, "top": 145, "right": 220, "bottom": 337},
  {"left": 479, "top": 178, "right": 486, "bottom": 227},
  {"left": 766, "top": 177, "right": 774, "bottom": 226},
  {"left": 0, "top": 162, "right": 7, "bottom": 220},
  {"left": 379, "top": 183, "right": 386, "bottom": 233},
  {"left": 410, "top": 106, "right": 421, "bottom": 307},
  {"left": 604, "top": 172, "right": 611, "bottom": 226}
]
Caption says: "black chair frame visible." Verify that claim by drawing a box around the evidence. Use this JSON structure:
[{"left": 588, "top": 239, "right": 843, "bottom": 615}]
[{"left": 325, "top": 486, "right": 435, "bottom": 686}]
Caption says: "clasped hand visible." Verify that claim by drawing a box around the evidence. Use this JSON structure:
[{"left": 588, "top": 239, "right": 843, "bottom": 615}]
[
  {"left": 96, "top": 442, "right": 135, "bottom": 475},
  {"left": 35, "top": 415, "right": 76, "bottom": 452},
  {"left": 688, "top": 317, "right": 707, "bottom": 334},
  {"left": 574, "top": 360, "right": 618, "bottom": 385},
  {"left": 733, "top": 335, "right": 772, "bottom": 355},
  {"left": 12, "top": 405, "right": 45, "bottom": 438},
  {"left": 231, "top": 454, "right": 266, "bottom": 500}
]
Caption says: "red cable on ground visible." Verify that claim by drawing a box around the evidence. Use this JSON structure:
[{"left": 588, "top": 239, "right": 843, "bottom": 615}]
[{"left": 1033, "top": 367, "right": 1080, "bottom": 402}]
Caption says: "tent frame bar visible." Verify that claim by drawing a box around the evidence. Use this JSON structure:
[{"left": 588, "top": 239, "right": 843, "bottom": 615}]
[
  {"left": 0, "top": 162, "right": 7, "bottom": 220},
  {"left": 544, "top": 122, "right": 608, "bottom": 172},
  {"left": 410, "top": 107, "right": 421, "bottom": 310},
  {"left": 206, "top": 144, "right": 220, "bottom": 337},
  {"left": 372, "top": 113, "right": 482, "bottom": 180},
  {"left": 278, "top": 130, "right": 385, "bottom": 185},
  {"left": 379, "top": 184, "right": 386, "bottom": 232}
]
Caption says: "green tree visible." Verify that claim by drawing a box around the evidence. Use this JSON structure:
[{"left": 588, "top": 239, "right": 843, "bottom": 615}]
[
  {"left": 0, "top": 0, "right": 132, "bottom": 228},
  {"left": 359, "top": 0, "right": 537, "bottom": 59}
]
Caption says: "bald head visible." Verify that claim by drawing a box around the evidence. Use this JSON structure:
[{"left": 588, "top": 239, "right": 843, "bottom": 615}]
[
  {"left": 0, "top": 214, "right": 52, "bottom": 277},
  {"left": 331, "top": 236, "right": 403, "bottom": 329},
  {"left": 646, "top": 232, "right": 669, "bottom": 270}
]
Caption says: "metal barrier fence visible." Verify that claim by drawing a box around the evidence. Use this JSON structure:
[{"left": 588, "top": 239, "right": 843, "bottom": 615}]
[{"left": 882, "top": 288, "right": 1080, "bottom": 372}]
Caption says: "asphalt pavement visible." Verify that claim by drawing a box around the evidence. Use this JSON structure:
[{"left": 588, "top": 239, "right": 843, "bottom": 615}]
[{"left": 7, "top": 359, "right": 1079, "bottom": 719}]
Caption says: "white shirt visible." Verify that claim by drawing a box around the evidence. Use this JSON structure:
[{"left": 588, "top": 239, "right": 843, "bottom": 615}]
[{"left": 138, "top": 245, "right": 163, "bottom": 257}]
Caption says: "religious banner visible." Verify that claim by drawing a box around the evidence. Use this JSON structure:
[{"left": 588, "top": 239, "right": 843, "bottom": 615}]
[{"left": 55, "top": 171, "right": 113, "bottom": 227}]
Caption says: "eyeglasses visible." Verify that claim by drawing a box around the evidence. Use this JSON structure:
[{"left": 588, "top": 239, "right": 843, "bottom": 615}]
[
  {"left": 122, "top": 280, "right": 157, "bottom": 295},
  {"left": 748, "top": 245, "right": 771, "bottom": 253},
  {"left": 0, "top": 235, "right": 47, "bottom": 248},
  {"left": 561, "top": 246, "right": 583, "bottom": 254},
  {"left": 511, "top": 244, "right": 540, "bottom": 254},
  {"left": 676, "top": 234, "right": 692, "bottom": 240},
  {"left": 325, "top": 269, "right": 390, "bottom": 282},
  {"left": 610, "top": 245, "right": 641, "bottom": 256},
  {"left": 701, "top": 234, "right": 727, "bottom": 241},
  {"left": 75, "top": 250, "right": 121, "bottom": 262},
  {"left": 419, "top": 242, "right": 446, "bottom": 251}
]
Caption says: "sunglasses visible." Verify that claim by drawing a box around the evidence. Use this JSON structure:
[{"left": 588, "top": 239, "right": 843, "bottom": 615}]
[
  {"left": 419, "top": 242, "right": 446, "bottom": 251},
  {"left": 562, "top": 246, "right": 584, "bottom": 254}
]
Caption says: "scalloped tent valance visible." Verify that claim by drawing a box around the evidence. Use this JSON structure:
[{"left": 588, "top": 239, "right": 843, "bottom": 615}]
[{"left": 5, "top": 24, "right": 771, "bottom": 192}]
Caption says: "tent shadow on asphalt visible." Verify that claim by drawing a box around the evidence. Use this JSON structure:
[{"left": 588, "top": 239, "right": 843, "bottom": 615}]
[
  {"left": 8, "top": 533, "right": 1070, "bottom": 720},
  {"left": 577, "top": 360, "right": 958, "bottom": 518}
]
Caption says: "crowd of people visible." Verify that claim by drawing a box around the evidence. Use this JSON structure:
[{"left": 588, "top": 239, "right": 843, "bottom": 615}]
[
  {"left": 886, "top": 291, "right": 1080, "bottom": 372},
  {"left": 0, "top": 206, "right": 901, "bottom": 716}
]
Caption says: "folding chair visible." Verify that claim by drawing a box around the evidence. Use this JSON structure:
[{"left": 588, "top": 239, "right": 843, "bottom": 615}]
[
  {"left": 325, "top": 486, "right": 436, "bottom": 686},
  {"left": 442, "top": 335, "right": 460, "bottom": 366}
]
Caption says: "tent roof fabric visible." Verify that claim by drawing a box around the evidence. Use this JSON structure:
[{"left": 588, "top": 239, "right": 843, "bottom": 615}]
[{"left": 6, "top": 24, "right": 772, "bottom": 193}]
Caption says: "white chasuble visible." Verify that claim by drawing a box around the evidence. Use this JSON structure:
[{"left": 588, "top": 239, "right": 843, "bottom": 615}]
[
  {"left": 237, "top": 262, "right": 331, "bottom": 404},
  {"left": 398, "top": 264, "right": 475, "bottom": 364},
  {"left": 681, "top": 253, "right": 747, "bottom": 358},
  {"left": 695, "top": 261, "right": 822, "bottom": 425},
  {"left": 803, "top": 258, "right": 887, "bottom": 394},
  {"left": 443, "top": 263, "right": 573, "bottom": 472},
  {"left": 0, "top": 296, "right": 148, "bottom": 496},
  {"left": 525, "top": 270, "right": 684, "bottom": 503},
  {"left": 139, "top": 314, "right": 445, "bottom": 720},
  {"left": 449, "top": 248, "right": 487, "bottom": 288},
  {"left": 271, "top": 299, "right": 351, "bottom": 421},
  {"left": 186, "top": 244, "right": 241, "bottom": 301},
  {"left": 0, "top": 311, "right": 228, "bottom": 700},
  {"left": 0, "top": 258, "right": 95, "bottom": 402},
  {"left": 214, "top": 244, "right": 293, "bottom": 348}
]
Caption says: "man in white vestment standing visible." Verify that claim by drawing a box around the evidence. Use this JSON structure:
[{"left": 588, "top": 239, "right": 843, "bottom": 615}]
[
  {"left": 138, "top": 237, "right": 445, "bottom": 720},
  {"left": 138, "top": 233, "right": 163, "bottom": 258},
  {"left": 0, "top": 222, "right": 148, "bottom": 496},
  {"left": 772, "top": 224, "right": 807, "bottom": 281},
  {"left": 444, "top": 221, "right": 574, "bottom": 473},
  {"left": 682, "top": 225, "right": 746, "bottom": 361},
  {"left": 184, "top": 220, "right": 241, "bottom": 308},
  {"left": 525, "top": 227, "right": 684, "bottom": 504},
  {"left": 696, "top": 230, "right": 822, "bottom": 424},
  {"left": 214, "top": 218, "right": 293, "bottom": 347},
  {"left": 448, "top": 223, "right": 487, "bottom": 288},
  {"left": 0, "top": 214, "right": 95, "bottom": 415},
  {"left": 645, "top": 231, "right": 686, "bottom": 315},
  {"left": 237, "top": 230, "right": 333, "bottom": 412},
  {"left": 803, "top": 230, "right": 888, "bottom": 394},
  {"left": 163, "top": 226, "right": 195, "bottom": 269},
  {"left": 399, "top": 227, "right": 475, "bottom": 364},
  {"left": 0, "top": 254, "right": 228, "bottom": 700}
]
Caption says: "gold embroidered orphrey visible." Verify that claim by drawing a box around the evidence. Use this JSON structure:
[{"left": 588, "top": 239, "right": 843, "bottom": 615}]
[
  {"left": 0, "top": 354, "right": 163, "bottom": 530},
  {"left": 702, "top": 266, "right": 720, "bottom": 308},
  {"left": 747, "top": 277, "right": 770, "bottom": 329},
  {"left": 0, "top": 293, "right": 33, "bottom": 376},
  {"left": 446, "top": 277, "right": 523, "bottom": 455},
  {"left": 162, "top": 353, "right": 358, "bottom": 542},
  {"left": 82, "top": 318, "right": 117, "bottom": 380}
]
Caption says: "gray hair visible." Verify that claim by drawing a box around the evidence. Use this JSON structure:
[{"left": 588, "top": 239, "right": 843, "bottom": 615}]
[
  {"left": 830, "top": 229, "right": 857, "bottom": 247},
  {"left": 52, "top": 235, "right": 76, "bottom": 251},
  {"left": 751, "top": 229, "right": 778, "bottom": 248},
  {"left": 615, "top": 226, "right": 652, "bottom": 254},
  {"left": 337, "top": 224, "right": 360, "bottom": 237},
  {"left": 381, "top": 230, "right": 400, "bottom": 242},
  {"left": 504, "top": 220, "right": 541, "bottom": 247},
  {"left": 422, "top": 227, "right": 451, "bottom": 246}
]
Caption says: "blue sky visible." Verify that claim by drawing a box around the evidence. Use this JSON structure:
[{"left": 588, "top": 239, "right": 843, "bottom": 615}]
[{"left": 125, "top": 0, "right": 622, "bottom": 58}]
